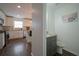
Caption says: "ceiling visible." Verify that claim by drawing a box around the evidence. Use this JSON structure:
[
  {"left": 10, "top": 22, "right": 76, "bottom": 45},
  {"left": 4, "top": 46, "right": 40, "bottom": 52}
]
[{"left": 0, "top": 3, "right": 32, "bottom": 19}]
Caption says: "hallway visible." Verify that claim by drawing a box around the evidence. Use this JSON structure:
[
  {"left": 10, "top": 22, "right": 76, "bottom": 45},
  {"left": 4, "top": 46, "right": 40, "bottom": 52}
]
[{"left": 0, "top": 39, "right": 31, "bottom": 56}]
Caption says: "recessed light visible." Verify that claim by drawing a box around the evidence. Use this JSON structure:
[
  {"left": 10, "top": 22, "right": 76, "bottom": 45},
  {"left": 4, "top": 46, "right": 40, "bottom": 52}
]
[{"left": 17, "top": 5, "right": 21, "bottom": 8}]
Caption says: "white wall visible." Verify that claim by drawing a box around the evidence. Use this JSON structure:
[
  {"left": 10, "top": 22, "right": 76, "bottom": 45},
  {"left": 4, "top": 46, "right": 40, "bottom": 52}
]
[
  {"left": 46, "top": 4, "right": 56, "bottom": 36},
  {"left": 32, "top": 4, "right": 44, "bottom": 56},
  {"left": 55, "top": 3, "right": 79, "bottom": 55},
  {"left": 43, "top": 4, "right": 47, "bottom": 56}
]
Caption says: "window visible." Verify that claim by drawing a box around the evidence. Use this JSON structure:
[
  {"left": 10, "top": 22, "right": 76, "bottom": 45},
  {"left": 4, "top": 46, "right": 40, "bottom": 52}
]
[{"left": 14, "top": 21, "right": 23, "bottom": 28}]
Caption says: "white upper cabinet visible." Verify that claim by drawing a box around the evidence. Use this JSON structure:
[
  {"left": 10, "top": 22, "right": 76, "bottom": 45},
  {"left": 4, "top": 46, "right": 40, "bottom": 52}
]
[{"left": 0, "top": 10, "right": 5, "bottom": 26}]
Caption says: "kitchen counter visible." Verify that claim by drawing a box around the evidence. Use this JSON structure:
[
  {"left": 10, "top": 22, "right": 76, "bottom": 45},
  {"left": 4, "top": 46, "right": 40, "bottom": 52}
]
[{"left": 0, "top": 30, "right": 5, "bottom": 33}]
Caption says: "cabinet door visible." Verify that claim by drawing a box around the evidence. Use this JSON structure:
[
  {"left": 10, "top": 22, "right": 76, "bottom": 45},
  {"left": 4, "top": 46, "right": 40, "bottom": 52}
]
[
  {"left": 47, "top": 36, "right": 57, "bottom": 56},
  {"left": 0, "top": 33, "right": 5, "bottom": 49},
  {"left": 0, "top": 11, "right": 5, "bottom": 26}
]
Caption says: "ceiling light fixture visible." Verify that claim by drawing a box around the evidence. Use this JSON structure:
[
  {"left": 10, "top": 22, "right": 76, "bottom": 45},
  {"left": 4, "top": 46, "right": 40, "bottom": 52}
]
[{"left": 17, "top": 5, "right": 21, "bottom": 8}]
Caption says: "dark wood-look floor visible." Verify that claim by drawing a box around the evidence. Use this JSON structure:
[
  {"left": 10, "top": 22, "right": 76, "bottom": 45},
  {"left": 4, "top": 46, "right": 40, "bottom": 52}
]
[
  {"left": 0, "top": 38, "right": 31, "bottom": 56},
  {"left": 62, "top": 49, "right": 76, "bottom": 56},
  {"left": 54, "top": 49, "right": 76, "bottom": 56}
]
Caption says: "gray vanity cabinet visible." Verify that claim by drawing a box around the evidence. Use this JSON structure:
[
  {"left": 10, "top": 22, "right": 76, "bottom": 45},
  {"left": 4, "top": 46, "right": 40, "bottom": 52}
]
[{"left": 46, "top": 36, "right": 57, "bottom": 56}]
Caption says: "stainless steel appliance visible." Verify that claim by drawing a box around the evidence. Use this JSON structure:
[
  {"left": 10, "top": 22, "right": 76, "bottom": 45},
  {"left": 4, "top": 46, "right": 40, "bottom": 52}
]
[{"left": 0, "top": 18, "right": 5, "bottom": 49}]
